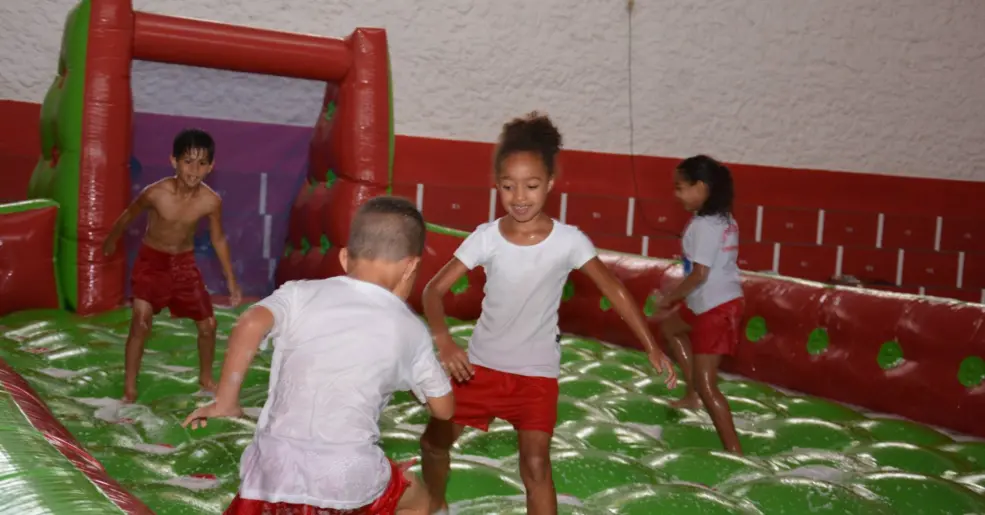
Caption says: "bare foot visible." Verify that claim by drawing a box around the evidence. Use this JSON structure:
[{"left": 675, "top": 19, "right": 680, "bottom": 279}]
[
  {"left": 670, "top": 394, "right": 701, "bottom": 409},
  {"left": 122, "top": 388, "right": 137, "bottom": 404}
]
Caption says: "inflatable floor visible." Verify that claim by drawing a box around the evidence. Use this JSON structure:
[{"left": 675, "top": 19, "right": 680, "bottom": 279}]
[{"left": 1, "top": 306, "right": 984, "bottom": 514}]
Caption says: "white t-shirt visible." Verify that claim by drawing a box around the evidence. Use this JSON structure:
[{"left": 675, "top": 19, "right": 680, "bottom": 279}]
[
  {"left": 681, "top": 214, "right": 743, "bottom": 314},
  {"left": 454, "top": 218, "right": 598, "bottom": 378},
  {"left": 239, "top": 276, "right": 451, "bottom": 510}
]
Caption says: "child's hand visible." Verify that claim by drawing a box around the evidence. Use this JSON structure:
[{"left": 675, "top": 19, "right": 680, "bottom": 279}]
[
  {"left": 228, "top": 282, "right": 243, "bottom": 307},
  {"left": 647, "top": 350, "right": 678, "bottom": 390},
  {"left": 435, "top": 333, "right": 474, "bottom": 383},
  {"left": 182, "top": 400, "right": 243, "bottom": 429}
]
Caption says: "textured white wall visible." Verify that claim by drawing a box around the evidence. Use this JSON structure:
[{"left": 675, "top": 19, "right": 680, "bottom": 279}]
[{"left": 1, "top": 0, "right": 983, "bottom": 180}]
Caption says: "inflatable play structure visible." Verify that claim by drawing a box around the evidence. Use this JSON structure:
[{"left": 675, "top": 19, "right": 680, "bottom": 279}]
[{"left": 0, "top": 0, "right": 984, "bottom": 513}]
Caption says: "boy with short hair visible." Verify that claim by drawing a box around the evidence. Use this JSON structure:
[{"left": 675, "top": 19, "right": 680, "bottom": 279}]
[
  {"left": 103, "top": 128, "right": 241, "bottom": 403},
  {"left": 183, "top": 196, "right": 454, "bottom": 515}
]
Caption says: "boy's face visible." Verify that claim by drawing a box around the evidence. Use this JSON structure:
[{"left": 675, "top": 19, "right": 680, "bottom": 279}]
[
  {"left": 497, "top": 152, "right": 554, "bottom": 223},
  {"left": 170, "top": 147, "right": 214, "bottom": 189}
]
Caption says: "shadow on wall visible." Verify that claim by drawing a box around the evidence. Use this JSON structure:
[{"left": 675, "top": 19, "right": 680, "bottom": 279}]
[{"left": 121, "top": 112, "right": 312, "bottom": 298}]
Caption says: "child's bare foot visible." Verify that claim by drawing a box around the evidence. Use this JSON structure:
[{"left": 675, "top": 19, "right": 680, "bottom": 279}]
[
  {"left": 122, "top": 388, "right": 138, "bottom": 404},
  {"left": 670, "top": 393, "right": 701, "bottom": 409}
]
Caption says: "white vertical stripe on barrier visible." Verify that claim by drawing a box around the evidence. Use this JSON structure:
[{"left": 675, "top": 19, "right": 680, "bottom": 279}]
[
  {"left": 755, "top": 206, "right": 764, "bottom": 242},
  {"left": 934, "top": 216, "right": 943, "bottom": 251},
  {"left": 415, "top": 184, "right": 424, "bottom": 211},
  {"left": 258, "top": 173, "right": 268, "bottom": 215},
  {"left": 835, "top": 245, "right": 844, "bottom": 278},
  {"left": 560, "top": 193, "right": 569, "bottom": 223},
  {"left": 262, "top": 214, "right": 272, "bottom": 259},
  {"left": 626, "top": 197, "right": 635, "bottom": 236},
  {"left": 488, "top": 188, "right": 497, "bottom": 222},
  {"left": 896, "top": 249, "right": 905, "bottom": 286},
  {"left": 876, "top": 213, "right": 885, "bottom": 248},
  {"left": 772, "top": 243, "right": 781, "bottom": 273},
  {"left": 641, "top": 235, "right": 649, "bottom": 257},
  {"left": 957, "top": 252, "right": 965, "bottom": 288},
  {"left": 816, "top": 209, "right": 825, "bottom": 245}
]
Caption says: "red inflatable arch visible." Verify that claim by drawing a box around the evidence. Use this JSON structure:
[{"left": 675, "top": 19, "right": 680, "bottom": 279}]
[{"left": 32, "top": 0, "right": 391, "bottom": 314}]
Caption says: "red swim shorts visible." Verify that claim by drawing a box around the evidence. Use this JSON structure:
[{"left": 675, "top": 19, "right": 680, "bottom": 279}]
[
  {"left": 131, "top": 243, "right": 214, "bottom": 321},
  {"left": 451, "top": 364, "right": 559, "bottom": 435},
  {"left": 680, "top": 298, "right": 745, "bottom": 356},
  {"left": 223, "top": 459, "right": 411, "bottom": 515}
]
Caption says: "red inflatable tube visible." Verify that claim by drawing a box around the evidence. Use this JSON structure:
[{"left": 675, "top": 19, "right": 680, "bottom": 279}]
[
  {"left": 0, "top": 358, "right": 153, "bottom": 514},
  {"left": 398, "top": 229, "right": 985, "bottom": 439},
  {"left": 133, "top": 12, "right": 352, "bottom": 82}
]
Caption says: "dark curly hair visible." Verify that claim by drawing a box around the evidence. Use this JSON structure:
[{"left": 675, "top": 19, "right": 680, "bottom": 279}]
[
  {"left": 493, "top": 111, "right": 563, "bottom": 177},
  {"left": 676, "top": 154, "right": 734, "bottom": 219}
]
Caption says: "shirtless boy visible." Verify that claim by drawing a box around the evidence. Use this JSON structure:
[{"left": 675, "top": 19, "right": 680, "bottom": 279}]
[{"left": 103, "top": 128, "right": 241, "bottom": 403}]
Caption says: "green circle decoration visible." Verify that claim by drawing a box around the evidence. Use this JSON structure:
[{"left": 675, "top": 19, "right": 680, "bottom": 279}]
[
  {"left": 450, "top": 276, "right": 470, "bottom": 295},
  {"left": 806, "top": 328, "right": 830, "bottom": 356},
  {"left": 300, "top": 237, "right": 311, "bottom": 254},
  {"left": 562, "top": 281, "right": 575, "bottom": 302},
  {"left": 745, "top": 316, "right": 767, "bottom": 342},
  {"left": 957, "top": 356, "right": 985, "bottom": 388},
  {"left": 877, "top": 341, "right": 905, "bottom": 370},
  {"left": 319, "top": 235, "right": 331, "bottom": 255},
  {"left": 600, "top": 296, "right": 612, "bottom": 312},
  {"left": 643, "top": 294, "right": 658, "bottom": 317},
  {"left": 325, "top": 169, "right": 337, "bottom": 188}
]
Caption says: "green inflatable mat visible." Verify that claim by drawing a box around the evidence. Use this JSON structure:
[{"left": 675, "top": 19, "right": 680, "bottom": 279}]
[{"left": 0, "top": 306, "right": 984, "bottom": 514}]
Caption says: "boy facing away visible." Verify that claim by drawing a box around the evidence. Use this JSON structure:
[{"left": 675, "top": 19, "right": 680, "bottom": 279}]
[
  {"left": 182, "top": 196, "right": 454, "bottom": 515},
  {"left": 103, "top": 129, "right": 241, "bottom": 403}
]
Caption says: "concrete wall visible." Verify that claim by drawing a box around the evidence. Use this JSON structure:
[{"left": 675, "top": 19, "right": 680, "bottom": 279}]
[{"left": 1, "top": 0, "right": 983, "bottom": 180}]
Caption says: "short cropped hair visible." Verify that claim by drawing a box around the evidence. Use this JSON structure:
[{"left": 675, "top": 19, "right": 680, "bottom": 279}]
[
  {"left": 347, "top": 196, "right": 426, "bottom": 261},
  {"left": 173, "top": 129, "right": 216, "bottom": 162}
]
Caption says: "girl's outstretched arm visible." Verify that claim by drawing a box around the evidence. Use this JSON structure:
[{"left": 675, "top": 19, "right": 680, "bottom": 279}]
[
  {"left": 579, "top": 257, "right": 678, "bottom": 388},
  {"left": 422, "top": 258, "right": 475, "bottom": 382}
]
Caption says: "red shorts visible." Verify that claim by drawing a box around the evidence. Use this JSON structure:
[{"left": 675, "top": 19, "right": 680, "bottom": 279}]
[
  {"left": 223, "top": 459, "right": 410, "bottom": 515},
  {"left": 680, "top": 298, "right": 745, "bottom": 355},
  {"left": 451, "top": 364, "right": 559, "bottom": 435},
  {"left": 131, "top": 243, "right": 214, "bottom": 321}
]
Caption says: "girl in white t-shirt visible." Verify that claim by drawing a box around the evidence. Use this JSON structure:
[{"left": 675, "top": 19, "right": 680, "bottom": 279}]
[
  {"left": 657, "top": 154, "right": 744, "bottom": 454},
  {"left": 418, "top": 112, "right": 677, "bottom": 515}
]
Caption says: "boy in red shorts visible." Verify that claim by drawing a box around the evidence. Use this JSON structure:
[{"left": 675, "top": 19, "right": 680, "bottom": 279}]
[
  {"left": 103, "top": 129, "right": 241, "bottom": 403},
  {"left": 182, "top": 196, "right": 454, "bottom": 515}
]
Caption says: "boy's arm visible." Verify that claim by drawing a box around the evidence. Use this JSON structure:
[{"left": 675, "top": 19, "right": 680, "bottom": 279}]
[
  {"left": 411, "top": 332, "right": 455, "bottom": 420},
  {"left": 181, "top": 304, "right": 273, "bottom": 428},
  {"left": 213, "top": 305, "right": 273, "bottom": 408},
  {"left": 103, "top": 187, "right": 152, "bottom": 253},
  {"left": 207, "top": 199, "right": 240, "bottom": 302}
]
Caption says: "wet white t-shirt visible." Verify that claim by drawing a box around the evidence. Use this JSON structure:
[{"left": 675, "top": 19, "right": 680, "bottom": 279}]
[
  {"left": 240, "top": 276, "right": 451, "bottom": 509},
  {"left": 681, "top": 214, "right": 743, "bottom": 314},
  {"left": 454, "top": 218, "right": 598, "bottom": 378}
]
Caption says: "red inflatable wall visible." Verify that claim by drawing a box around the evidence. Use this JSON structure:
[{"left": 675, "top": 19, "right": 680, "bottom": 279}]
[
  {"left": 0, "top": 200, "right": 61, "bottom": 316},
  {"left": 407, "top": 228, "right": 985, "bottom": 439}
]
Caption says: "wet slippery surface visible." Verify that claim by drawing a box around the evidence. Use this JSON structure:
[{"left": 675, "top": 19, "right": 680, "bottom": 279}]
[{"left": 1, "top": 308, "right": 984, "bottom": 515}]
